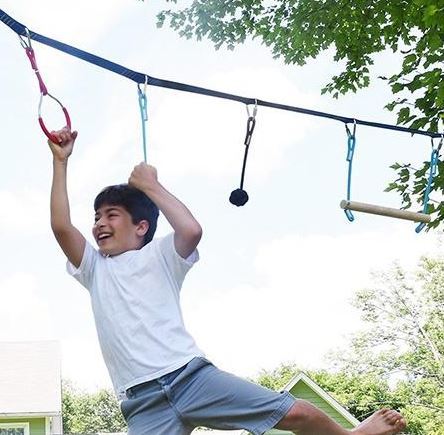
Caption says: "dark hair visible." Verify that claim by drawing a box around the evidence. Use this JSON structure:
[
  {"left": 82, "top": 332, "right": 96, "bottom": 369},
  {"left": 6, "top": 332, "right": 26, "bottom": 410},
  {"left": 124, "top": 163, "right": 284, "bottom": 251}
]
[{"left": 94, "top": 184, "right": 159, "bottom": 246}]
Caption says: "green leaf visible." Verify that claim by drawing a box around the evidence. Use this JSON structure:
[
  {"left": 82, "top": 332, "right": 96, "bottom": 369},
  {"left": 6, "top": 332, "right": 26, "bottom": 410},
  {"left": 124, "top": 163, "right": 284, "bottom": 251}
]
[{"left": 392, "top": 82, "right": 404, "bottom": 93}]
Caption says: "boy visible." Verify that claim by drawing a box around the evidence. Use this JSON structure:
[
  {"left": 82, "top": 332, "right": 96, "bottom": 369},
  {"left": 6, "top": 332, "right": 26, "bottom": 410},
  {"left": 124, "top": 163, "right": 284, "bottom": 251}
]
[{"left": 49, "top": 126, "right": 406, "bottom": 435}]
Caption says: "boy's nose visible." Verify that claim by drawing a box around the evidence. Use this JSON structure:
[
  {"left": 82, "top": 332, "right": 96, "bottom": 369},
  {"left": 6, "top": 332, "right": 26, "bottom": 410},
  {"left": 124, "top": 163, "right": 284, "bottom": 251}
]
[{"left": 94, "top": 218, "right": 105, "bottom": 227}]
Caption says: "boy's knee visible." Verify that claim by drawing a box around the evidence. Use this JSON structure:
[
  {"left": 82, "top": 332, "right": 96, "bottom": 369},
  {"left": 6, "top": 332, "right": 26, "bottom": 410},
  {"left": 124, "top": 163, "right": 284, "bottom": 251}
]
[{"left": 277, "top": 400, "right": 312, "bottom": 429}]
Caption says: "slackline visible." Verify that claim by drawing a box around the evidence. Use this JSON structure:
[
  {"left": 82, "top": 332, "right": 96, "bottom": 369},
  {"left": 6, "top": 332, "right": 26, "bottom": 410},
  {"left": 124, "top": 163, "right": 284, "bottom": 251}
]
[{"left": 1, "top": 8, "right": 442, "bottom": 139}]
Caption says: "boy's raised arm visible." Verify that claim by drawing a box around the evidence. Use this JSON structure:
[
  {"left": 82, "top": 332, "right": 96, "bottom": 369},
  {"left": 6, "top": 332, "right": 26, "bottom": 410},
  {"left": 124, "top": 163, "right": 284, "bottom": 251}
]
[
  {"left": 49, "top": 128, "right": 86, "bottom": 268},
  {"left": 129, "top": 163, "right": 202, "bottom": 259}
]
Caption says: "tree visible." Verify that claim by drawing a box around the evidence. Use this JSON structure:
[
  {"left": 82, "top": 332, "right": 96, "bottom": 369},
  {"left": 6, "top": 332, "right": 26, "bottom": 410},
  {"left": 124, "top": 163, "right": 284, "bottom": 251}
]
[
  {"left": 156, "top": 0, "right": 444, "bottom": 227},
  {"left": 330, "top": 257, "right": 444, "bottom": 433},
  {"left": 253, "top": 255, "right": 444, "bottom": 433},
  {"left": 62, "top": 381, "right": 126, "bottom": 434}
]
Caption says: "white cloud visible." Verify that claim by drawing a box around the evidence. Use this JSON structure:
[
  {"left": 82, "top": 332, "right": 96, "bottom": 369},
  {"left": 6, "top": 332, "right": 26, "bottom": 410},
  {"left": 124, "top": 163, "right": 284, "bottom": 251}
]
[
  {"left": 0, "top": 189, "right": 48, "bottom": 236},
  {"left": 184, "top": 225, "right": 440, "bottom": 378},
  {"left": 62, "top": 337, "right": 112, "bottom": 392},
  {"left": 1, "top": 0, "right": 130, "bottom": 44},
  {"left": 0, "top": 273, "right": 55, "bottom": 341}
]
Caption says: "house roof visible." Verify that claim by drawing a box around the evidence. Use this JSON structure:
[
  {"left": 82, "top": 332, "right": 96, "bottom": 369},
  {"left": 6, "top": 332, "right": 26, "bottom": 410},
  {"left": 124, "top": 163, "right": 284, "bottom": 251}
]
[
  {"left": 0, "top": 341, "right": 62, "bottom": 415},
  {"left": 284, "top": 372, "right": 360, "bottom": 426}
]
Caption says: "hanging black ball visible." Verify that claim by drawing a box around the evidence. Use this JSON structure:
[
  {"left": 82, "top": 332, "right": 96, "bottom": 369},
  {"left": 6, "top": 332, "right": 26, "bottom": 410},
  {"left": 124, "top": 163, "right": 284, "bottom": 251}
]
[{"left": 229, "top": 189, "right": 249, "bottom": 206}]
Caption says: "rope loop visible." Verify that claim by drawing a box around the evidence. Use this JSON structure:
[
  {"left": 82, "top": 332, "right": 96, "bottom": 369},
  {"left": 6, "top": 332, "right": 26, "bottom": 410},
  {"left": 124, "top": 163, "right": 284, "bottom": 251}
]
[{"left": 244, "top": 116, "right": 256, "bottom": 147}]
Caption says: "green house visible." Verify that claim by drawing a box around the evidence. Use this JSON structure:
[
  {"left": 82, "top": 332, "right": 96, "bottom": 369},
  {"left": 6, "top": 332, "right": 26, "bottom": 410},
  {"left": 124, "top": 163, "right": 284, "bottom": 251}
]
[
  {"left": 0, "top": 341, "right": 63, "bottom": 435},
  {"left": 260, "top": 371, "right": 359, "bottom": 434}
]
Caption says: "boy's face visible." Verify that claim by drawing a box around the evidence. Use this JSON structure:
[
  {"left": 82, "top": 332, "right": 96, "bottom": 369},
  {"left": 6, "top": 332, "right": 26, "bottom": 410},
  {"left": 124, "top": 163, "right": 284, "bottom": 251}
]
[{"left": 92, "top": 204, "right": 148, "bottom": 256}]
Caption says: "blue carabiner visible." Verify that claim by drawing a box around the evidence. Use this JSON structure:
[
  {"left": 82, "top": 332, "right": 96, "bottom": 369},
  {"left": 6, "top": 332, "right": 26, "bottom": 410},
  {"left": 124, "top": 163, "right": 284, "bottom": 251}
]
[
  {"left": 344, "top": 121, "right": 357, "bottom": 222},
  {"left": 137, "top": 78, "right": 148, "bottom": 162},
  {"left": 415, "top": 137, "right": 442, "bottom": 233}
]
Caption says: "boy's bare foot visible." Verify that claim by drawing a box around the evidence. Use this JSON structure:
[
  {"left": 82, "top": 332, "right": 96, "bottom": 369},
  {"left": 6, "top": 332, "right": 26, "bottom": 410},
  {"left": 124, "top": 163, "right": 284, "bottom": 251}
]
[{"left": 352, "top": 409, "right": 406, "bottom": 435}]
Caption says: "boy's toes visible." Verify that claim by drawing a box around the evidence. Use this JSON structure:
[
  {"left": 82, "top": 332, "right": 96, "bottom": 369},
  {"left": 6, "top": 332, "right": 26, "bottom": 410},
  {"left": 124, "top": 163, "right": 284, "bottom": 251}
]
[
  {"left": 382, "top": 409, "right": 401, "bottom": 423},
  {"left": 387, "top": 410, "right": 399, "bottom": 422},
  {"left": 394, "top": 417, "right": 407, "bottom": 431},
  {"left": 376, "top": 408, "right": 390, "bottom": 419}
]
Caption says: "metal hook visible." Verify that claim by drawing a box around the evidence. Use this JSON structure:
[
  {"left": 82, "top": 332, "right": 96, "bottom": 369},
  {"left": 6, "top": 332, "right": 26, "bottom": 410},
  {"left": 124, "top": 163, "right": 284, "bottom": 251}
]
[
  {"left": 346, "top": 120, "right": 357, "bottom": 162},
  {"left": 345, "top": 119, "right": 357, "bottom": 138},
  {"left": 246, "top": 99, "right": 258, "bottom": 119},
  {"left": 18, "top": 27, "right": 32, "bottom": 49},
  {"left": 436, "top": 134, "right": 444, "bottom": 152},
  {"left": 137, "top": 77, "right": 148, "bottom": 122}
]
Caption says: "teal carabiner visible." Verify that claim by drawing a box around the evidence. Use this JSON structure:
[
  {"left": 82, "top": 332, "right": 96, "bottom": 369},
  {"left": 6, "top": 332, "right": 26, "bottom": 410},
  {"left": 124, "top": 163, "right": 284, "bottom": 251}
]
[
  {"left": 137, "top": 76, "right": 148, "bottom": 162},
  {"left": 415, "top": 135, "right": 443, "bottom": 233},
  {"left": 344, "top": 121, "right": 357, "bottom": 222}
]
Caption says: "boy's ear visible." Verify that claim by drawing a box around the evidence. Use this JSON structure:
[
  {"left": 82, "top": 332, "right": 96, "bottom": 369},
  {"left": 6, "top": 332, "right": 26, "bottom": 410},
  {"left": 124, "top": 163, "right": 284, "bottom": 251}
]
[{"left": 136, "top": 220, "right": 149, "bottom": 237}]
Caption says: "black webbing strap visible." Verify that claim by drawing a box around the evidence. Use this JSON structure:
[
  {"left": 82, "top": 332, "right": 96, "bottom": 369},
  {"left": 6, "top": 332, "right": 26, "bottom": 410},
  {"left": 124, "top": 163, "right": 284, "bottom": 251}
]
[{"left": 1, "top": 8, "right": 442, "bottom": 139}]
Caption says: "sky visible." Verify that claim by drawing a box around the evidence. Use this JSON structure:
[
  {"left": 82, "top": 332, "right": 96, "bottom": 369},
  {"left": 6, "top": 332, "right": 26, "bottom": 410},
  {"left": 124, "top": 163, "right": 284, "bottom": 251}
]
[{"left": 0, "top": 0, "right": 442, "bottom": 395}]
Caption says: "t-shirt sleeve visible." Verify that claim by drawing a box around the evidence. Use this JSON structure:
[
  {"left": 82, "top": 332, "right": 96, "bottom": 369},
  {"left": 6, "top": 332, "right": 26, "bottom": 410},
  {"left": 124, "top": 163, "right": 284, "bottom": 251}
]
[
  {"left": 66, "top": 241, "right": 98, "bottom": 291},
  {"left": 156, "top": 232, "right": 199, "bottom": 287}
]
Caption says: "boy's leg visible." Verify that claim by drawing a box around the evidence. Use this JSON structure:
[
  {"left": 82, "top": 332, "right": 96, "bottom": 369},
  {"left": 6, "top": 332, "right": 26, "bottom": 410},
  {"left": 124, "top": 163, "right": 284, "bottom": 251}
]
[
  {"left": 121, "top": 375, "right": 194, "bottom": 435},
  {"left": 170, "top": 357, "right": 296, "bottom": 434},
  {"left": 276, "top": 400, "right": 406, "bottom": 435}
]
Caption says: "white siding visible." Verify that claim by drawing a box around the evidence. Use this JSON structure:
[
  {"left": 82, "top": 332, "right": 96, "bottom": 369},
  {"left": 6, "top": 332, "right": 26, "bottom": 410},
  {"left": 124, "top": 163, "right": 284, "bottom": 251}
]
[{"left": 0, "top": 341, "right": 62, "bottom": 414}]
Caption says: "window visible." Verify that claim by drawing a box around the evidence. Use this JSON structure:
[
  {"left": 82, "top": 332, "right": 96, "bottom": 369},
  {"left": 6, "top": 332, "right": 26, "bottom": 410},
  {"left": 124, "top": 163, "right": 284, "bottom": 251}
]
[{"left": 0, "top": 423, "right": 29, "bottom": 435}]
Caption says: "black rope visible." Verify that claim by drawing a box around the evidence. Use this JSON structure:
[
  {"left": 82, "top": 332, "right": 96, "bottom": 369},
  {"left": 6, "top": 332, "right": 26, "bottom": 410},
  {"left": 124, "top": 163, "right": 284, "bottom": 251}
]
[
  {"left": 230, "top": 115, "right": 256, "bottom": 206},
  {"left": 0, "top": 8, "right": 442, "bottom": 139}
]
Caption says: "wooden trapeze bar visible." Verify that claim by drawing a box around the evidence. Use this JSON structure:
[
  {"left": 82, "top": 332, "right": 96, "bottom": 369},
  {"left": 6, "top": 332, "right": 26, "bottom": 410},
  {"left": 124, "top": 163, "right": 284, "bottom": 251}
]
[{"left": 340, "top": 200, "right": 431, "bottom": 223}]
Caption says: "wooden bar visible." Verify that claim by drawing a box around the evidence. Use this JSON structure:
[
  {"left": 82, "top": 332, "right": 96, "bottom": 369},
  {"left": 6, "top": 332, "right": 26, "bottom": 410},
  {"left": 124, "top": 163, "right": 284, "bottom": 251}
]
[{"left": 340, "top": 200, "right": 431, "bottom": 223}]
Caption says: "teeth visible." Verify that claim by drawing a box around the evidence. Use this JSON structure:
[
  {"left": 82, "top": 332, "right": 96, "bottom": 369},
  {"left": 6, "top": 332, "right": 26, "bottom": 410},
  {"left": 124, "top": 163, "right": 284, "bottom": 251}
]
[{"left": 98, "top": 234, "right": 111, "bottom": 240}]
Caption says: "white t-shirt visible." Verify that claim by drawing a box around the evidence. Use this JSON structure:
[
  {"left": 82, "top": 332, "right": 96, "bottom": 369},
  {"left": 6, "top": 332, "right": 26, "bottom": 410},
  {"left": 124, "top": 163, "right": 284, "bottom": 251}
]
[{"left": 67, "top": 233, "right": 204, "bottom": 399}]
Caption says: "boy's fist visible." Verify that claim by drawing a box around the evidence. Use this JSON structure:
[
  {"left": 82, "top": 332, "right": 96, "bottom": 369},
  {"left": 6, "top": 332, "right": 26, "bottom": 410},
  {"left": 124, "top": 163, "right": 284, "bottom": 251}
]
[
  {"left": 129, "top": 163, "right": 159, "bottom": 193},
  {"left": 48, "top": 127, "right": 78, "bottom": 162}
]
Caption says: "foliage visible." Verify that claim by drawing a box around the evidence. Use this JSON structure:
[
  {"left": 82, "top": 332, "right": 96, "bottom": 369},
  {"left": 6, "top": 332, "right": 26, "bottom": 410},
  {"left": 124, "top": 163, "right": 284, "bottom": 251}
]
[
  {"left": 155, "top": 0, "right": 444, "bottom": 228},
  {"left": 62, "top": 381, "right": 126, "bottom": 434},
  {"left": 254, "top": 362, "right": 301, "bottom": 391},
  {"left": 330, "top": 257, "right": 444, "bottom": 433},
  {"left": 386, "top": 151, "right": 444, "bottom": 230}
]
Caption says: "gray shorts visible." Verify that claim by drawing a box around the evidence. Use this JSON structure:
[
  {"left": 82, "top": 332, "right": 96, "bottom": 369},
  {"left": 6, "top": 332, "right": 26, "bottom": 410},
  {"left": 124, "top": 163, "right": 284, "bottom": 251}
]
[{"left": 121, "top": 357, "right": 296, "bottom": 435}]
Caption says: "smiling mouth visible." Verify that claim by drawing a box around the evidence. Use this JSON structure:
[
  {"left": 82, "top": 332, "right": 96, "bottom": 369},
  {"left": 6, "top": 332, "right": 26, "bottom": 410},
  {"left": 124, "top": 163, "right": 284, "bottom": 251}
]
[{"left": 97, "top": 233, "right": 112, "bottom": 242}]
